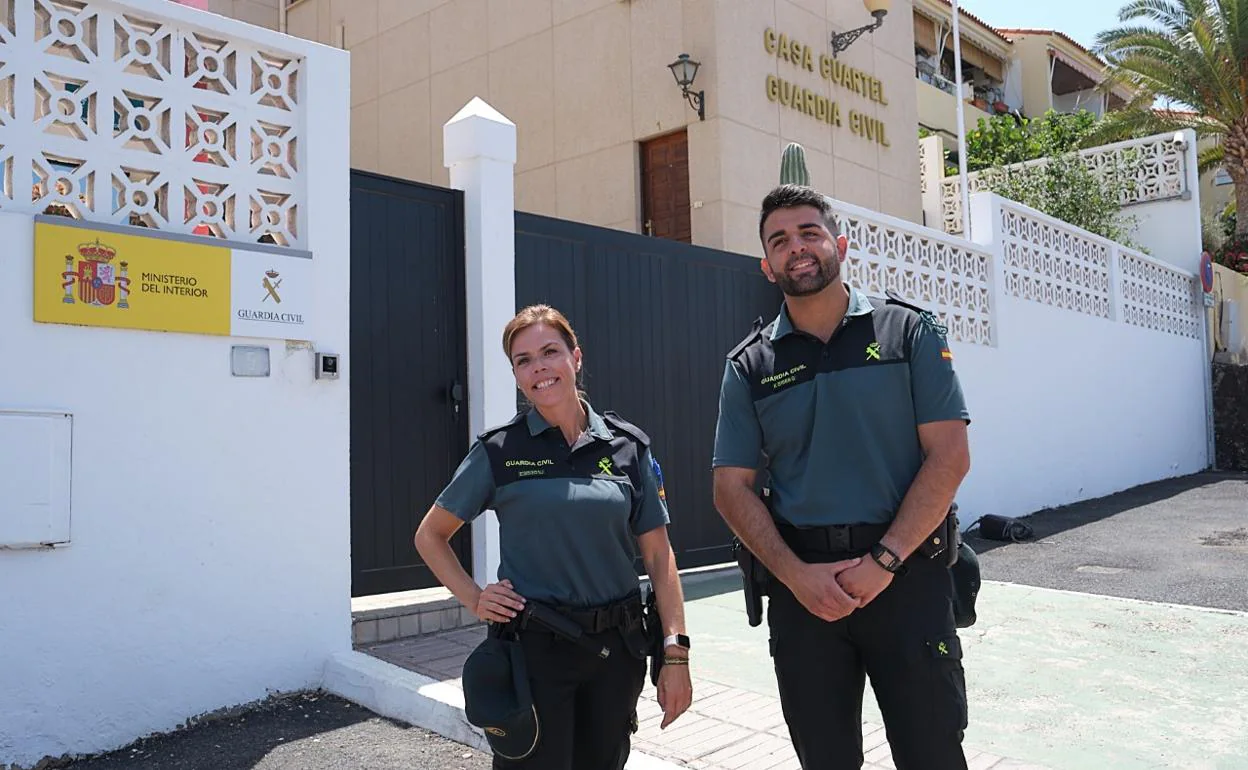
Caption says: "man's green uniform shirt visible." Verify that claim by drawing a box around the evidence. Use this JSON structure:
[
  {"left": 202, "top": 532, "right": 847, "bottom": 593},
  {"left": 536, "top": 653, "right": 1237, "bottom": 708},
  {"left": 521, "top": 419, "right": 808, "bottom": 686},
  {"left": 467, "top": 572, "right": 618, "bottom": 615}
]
[
  {"left": 713, "top": 286, "right": 970, "bottom": 527},
  {"left": 436, "top": 402, "right": 669, "bottom": 608}
]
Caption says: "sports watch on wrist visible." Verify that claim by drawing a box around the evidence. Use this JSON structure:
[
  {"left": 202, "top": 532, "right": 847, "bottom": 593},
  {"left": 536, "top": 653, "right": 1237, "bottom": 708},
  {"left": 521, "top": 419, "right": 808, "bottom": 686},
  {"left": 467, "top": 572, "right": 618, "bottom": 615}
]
[
  {"left": 869, "top": 543, "right": 906, "bottom": 574},
  {"left": 662, "top": 633, "right": 691, "bottom": 650}
]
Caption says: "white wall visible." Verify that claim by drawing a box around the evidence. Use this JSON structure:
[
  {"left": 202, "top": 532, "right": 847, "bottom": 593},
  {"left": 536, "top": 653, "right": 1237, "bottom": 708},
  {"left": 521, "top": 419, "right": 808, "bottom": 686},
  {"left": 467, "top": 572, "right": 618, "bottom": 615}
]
[
  {"left": 955, "top": 192, "right": 1209, "bottom": 519},
  {"left": 949, "top": 286, "right": 1208, "bottom": 520},
  {"left": 834, "top": 190, "right": 1210, "bottom": 527},
  {"left": 0, "top": 0, "right": 352, "bottom": 766},
  {"left": 1123, "top": 130, "right": 1204, "bottom": 275}
]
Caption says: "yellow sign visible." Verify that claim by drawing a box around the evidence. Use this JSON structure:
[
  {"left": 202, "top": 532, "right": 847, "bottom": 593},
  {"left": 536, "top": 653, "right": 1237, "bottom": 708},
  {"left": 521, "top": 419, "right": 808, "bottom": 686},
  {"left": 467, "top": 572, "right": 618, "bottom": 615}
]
[
  {"left": 33, "top": 220, "right": 314, "bottom": 340},
  {"left": 763, "top": 28, "right": 889, "bottom": 105},
  {"left": 761, "top": 27, "right": 892, "bottom": 147},
  {"left": 35, "top": 221, "right": 229, "bottom": 335}
]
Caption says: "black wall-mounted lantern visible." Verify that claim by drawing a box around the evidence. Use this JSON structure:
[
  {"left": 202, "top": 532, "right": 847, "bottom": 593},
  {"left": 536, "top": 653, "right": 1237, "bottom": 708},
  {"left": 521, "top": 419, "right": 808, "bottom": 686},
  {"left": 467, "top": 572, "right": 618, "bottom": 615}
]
[{"left": 668, "top": 53, "right": 705, "bottom": 121}]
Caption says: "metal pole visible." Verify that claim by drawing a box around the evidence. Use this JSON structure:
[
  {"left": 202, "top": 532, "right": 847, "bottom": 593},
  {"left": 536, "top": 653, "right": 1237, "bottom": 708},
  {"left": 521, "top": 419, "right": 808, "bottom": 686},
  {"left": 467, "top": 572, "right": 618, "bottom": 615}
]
[
  {"left": 1201, "top": 290, "right": 1217, "bottom": 470},
  {"left": 951, "top": 0, "right": 972, "bottom": 237}
]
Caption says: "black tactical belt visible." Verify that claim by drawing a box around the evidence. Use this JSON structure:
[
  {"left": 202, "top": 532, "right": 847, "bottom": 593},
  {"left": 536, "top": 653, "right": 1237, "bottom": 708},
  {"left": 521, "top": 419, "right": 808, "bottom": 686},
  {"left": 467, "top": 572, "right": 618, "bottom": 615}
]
[
  {"left": 548, "top": 594, "right": 643, "bottom": 635},
  {"left": 776, "top": 521, "right": 890, "bottom": 554}
]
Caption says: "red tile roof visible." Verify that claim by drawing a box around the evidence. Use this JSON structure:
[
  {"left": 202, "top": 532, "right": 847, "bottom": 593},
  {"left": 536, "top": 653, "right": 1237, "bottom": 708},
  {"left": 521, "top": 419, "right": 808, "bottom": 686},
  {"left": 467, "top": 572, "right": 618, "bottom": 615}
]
[{"left": 995, "top": 28, "right": 1108, "bottom": 68}]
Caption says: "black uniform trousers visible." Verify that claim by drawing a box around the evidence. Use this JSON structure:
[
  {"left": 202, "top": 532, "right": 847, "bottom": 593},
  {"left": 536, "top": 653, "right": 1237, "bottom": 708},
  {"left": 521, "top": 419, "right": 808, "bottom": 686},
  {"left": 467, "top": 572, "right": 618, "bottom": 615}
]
[
  {"left": 494, "top": 625, "right": 646, "bottom": 770},
  {"left": 767, "top": 546, "right": 969, "bottom": 770}
]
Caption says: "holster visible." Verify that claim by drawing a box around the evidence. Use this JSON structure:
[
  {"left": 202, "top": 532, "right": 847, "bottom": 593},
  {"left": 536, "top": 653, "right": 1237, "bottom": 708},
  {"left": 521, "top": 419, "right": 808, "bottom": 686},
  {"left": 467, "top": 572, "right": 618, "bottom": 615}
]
[
  {"left": 640, "top": 586, "right": 664, "bottom": 686},
  {"left": 520, "top": 602, "right": 612, "bottom": 659},
  {"left": 732, "top": 537, "right": 770, "bottom": 628},
  {"left": 916, "top": 503, "right": 962, "bottom": 568},
  {"left": 916, "top": 502, "right": 981, "bottom": 628}
]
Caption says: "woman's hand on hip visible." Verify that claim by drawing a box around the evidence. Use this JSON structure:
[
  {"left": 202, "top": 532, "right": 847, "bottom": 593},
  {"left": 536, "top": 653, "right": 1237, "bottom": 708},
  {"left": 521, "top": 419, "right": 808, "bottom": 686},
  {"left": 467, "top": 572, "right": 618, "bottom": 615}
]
[{"left": 475, "top": 579, "right": 526, "bottom": 623}]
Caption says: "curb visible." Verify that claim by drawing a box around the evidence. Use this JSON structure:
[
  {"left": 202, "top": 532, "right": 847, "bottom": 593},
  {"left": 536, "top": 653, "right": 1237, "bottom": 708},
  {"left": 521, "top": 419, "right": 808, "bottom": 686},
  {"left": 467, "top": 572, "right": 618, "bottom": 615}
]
[{"left": 322, "top": 651, "right": 684, "bottom": 770}]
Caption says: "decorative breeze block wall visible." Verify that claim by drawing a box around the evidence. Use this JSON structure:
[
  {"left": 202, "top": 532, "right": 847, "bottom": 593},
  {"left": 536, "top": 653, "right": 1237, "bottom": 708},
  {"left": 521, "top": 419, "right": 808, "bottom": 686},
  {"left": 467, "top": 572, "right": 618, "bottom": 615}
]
[
  {"left": 0, "top": 0, "right": 306, "bottom": 248},
  {"left": 833, "top": 202, "right": 996, "bottom": 347}
]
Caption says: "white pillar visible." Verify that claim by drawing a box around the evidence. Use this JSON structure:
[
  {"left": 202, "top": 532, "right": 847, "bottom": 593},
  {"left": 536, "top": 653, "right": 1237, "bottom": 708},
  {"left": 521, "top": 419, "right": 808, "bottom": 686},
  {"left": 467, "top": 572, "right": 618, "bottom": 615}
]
[
  {"left": 967, "top": 191, "right": 1002, "bottom": 348},
  {"left": 919, "top": 135, "right": 946, "bottom": 230},
  {"left": 950, "top": 0, "right": 972, "bottom": 238},
  {"left": 444, "top": 97, "right": 516, "bottom": 588}
]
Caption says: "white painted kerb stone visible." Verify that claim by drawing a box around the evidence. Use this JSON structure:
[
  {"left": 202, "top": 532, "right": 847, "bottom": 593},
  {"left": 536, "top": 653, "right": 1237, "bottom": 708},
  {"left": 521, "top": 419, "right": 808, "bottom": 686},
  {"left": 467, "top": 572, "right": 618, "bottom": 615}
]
[{"left": 322, "top": 651, "right": 683, "bottom": 770}]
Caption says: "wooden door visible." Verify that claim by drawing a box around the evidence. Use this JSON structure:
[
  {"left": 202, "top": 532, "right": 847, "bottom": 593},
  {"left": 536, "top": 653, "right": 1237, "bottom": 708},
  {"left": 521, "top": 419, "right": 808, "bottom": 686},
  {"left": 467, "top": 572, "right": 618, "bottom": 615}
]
[{"left": 640, "top": 130, "right": 691, "bottom": 243}]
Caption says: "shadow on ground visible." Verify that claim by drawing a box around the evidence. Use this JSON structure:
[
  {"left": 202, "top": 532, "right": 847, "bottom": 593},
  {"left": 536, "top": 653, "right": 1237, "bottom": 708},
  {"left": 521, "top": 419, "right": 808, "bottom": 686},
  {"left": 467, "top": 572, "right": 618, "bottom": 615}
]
[
  {"left": 53, "top": 691, "right": 489, "bottom": 770},
  {"left": 963, "top": 471, "right": 1248, "bottom": 556},
  {"left": 967, "top": 471, "right": 1248, "bottom": 611}
]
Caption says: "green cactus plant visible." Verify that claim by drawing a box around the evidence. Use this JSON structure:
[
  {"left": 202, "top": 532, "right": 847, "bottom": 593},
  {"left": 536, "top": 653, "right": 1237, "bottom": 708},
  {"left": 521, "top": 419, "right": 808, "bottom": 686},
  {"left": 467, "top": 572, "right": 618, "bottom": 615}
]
[{"left": 780, "top": 142, "right": 811, "bottom": 186}]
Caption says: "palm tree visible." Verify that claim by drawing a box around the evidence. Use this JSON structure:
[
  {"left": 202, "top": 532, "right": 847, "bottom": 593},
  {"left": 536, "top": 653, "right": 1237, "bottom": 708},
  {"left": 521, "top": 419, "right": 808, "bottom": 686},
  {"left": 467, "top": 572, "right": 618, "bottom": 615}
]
[{"left": 1087, "top": 0, "right": 1248, "bottom": 237}]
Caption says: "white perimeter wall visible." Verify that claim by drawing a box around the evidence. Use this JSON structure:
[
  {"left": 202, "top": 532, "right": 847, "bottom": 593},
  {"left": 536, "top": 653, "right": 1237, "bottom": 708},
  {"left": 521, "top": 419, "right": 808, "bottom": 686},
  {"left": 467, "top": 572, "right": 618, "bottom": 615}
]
[
  {"left": 949, "top": 290, "right": 1209, "bottom": 520},
  {"left": 0, "top": 1, "right": 352, "bottom": 766},
  {"left": 833, "top": 189, "right": 1210, "bottom": 526},
  {"left": 954, "top": 192, "right": 1208, "bottom": 520}
]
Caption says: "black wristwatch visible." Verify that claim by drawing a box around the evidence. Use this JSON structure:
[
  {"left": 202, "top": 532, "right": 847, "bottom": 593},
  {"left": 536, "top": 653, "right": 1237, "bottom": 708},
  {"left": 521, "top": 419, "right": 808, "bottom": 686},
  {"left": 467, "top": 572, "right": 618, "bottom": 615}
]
[{"left": 870, "top": 543, "right": 907, "bottom": 575}]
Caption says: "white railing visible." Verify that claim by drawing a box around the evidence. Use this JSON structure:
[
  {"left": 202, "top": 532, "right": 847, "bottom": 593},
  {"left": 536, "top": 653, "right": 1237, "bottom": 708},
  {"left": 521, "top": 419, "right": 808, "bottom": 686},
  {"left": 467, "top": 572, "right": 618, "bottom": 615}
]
[
  {"left": 992, "top": 195, "right": 1202, "bottom": 338},
  {"left": 0, "top": 0, "right": 307, "bottom": 248},
  {"left": 1119, "top": 247, "right": 1203, "bottom": 339},
  {"left": 918, "top": 136, "right": 930, "bottom": 196},
  {"left": 829, "top": 198, "right": 995, "bottom": 346},
  {"left": 940, "top": 174, "right": 989, "bottom": 235},
  {"left": 933, "top": 132, "right": 1189, "bottom": 235},
  {"left": 998, "top": 198, "right": 1113, "bottom": 320}
]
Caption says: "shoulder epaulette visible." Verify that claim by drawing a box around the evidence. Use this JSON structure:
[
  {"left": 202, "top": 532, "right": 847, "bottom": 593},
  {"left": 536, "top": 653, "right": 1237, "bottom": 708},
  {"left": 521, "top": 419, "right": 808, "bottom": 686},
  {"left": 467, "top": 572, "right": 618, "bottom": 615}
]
[
  {"left": 885, "top": 289, "right": 929, "bottom": 315},
  {"left": 727, "top": 317, "right": 767, "bottom": 360},
  {"left": 602, "top": 411, "right": 651, "bottom": 448},
  {"left": 477, "top": 410, "right": 526, "bottom": 441},
  {"left": 885, "top": 290, "right": 949, "bottom": 340}
]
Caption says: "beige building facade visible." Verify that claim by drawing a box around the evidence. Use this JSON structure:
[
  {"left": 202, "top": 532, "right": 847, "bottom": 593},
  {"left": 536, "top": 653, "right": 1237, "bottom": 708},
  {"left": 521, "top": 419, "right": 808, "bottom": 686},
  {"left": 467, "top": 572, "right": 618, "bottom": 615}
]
[
  {"left": 996, "top": 29, "right": 1131, "bottom": 120},
  {"left": 208, "top": 0, "right": 923, "bottom": 257}
]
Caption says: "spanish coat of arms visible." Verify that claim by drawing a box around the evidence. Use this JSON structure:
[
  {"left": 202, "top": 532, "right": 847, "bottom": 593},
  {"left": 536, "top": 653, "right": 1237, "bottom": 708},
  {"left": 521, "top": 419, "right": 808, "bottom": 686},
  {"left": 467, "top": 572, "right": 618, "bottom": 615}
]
[{"left": 61, "top": 239, "right": 131, "bottom": 309}]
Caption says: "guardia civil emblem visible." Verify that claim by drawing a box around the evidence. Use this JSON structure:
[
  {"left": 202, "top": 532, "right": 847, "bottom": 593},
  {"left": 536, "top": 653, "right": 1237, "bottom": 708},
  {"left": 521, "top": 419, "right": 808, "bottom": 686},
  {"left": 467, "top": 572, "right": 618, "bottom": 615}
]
[{"left": 60, "top": 238, "right": 132, "bottom": 309}]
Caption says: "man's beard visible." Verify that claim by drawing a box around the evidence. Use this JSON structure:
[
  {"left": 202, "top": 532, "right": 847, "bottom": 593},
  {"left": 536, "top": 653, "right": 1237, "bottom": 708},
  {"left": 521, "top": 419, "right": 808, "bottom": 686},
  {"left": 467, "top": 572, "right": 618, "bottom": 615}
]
[{"left": 773, "top": 253, "right": 839, "bottom": 297}]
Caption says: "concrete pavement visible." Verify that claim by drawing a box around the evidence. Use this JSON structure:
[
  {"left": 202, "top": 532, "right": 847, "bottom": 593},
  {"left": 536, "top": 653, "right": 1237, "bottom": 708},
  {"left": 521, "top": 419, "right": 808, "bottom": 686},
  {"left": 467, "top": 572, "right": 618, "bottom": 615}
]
[
  {"left": 360, "top": 618, "right": 1041, "bottom": 770},
  {"left": 58, "top": 473, "right": 1247, "bottom": 769},
  {"left": 356, "top": 471, "right": 1248, "bottom": 769}
]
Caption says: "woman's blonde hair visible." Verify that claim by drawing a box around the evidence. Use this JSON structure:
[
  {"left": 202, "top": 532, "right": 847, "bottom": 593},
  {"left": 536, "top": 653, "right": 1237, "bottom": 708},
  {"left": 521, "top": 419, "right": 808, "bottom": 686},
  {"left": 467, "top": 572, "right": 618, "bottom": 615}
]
[{"left": 502, "top": 304, "right": 580, "bottom": 359}]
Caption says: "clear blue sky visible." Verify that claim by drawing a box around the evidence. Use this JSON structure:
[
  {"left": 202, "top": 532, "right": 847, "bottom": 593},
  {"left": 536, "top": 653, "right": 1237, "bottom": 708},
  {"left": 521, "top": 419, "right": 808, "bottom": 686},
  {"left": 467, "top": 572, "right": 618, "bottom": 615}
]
[{"left": 956, "top": 0, "right": 1127, "bottom": 51}]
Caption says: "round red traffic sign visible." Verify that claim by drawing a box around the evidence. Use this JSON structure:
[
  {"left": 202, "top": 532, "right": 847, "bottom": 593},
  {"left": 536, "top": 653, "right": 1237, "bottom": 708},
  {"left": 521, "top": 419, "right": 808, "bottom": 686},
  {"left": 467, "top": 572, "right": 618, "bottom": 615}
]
[{"left": 1200, "top": 251, "right": 1214, "bottom": 293}]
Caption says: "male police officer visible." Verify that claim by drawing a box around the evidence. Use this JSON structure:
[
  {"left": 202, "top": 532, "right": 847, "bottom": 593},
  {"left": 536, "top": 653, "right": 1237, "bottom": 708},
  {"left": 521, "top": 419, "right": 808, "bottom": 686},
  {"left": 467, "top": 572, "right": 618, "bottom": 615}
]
[{"left": 712, "top": 184, "right": 972, "bottom": 770}]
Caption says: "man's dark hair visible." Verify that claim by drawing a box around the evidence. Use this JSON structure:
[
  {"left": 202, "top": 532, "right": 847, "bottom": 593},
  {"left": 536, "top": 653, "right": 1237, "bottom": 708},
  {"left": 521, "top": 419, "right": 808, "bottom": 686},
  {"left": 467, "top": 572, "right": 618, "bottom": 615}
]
[{"left": 758, "top": 184, "right": 839, "bottom": 246}]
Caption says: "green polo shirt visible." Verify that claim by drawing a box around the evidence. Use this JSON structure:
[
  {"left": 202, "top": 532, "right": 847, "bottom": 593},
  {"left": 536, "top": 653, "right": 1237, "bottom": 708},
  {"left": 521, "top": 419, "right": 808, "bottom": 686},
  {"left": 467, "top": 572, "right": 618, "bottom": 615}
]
[
  {"left": 435, "top": 403, "right": 669, "bottom": 607},
  {"left": 712, "top": 286, "right": 969, "bottom": 527}
]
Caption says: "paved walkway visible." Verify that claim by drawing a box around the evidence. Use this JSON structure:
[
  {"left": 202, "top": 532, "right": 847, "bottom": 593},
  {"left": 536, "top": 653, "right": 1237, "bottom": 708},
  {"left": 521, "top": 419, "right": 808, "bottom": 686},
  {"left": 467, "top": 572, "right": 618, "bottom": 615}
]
[{"left": 361, "top": 624, "right": 1042, "bottom": 770}]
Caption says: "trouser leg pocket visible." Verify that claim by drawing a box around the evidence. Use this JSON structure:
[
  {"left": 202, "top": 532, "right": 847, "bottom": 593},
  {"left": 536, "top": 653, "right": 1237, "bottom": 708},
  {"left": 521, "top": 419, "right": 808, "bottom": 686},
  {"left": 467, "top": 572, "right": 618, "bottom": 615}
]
[{"left": 926, "top": 633, "right": 968, "bottom": 734}]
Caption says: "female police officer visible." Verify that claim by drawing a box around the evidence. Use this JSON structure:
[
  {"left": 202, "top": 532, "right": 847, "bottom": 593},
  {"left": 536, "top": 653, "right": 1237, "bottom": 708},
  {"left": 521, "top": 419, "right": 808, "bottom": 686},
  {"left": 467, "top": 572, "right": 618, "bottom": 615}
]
[{"left": 414, "top": 304, "right": 693, "bottom": 769}]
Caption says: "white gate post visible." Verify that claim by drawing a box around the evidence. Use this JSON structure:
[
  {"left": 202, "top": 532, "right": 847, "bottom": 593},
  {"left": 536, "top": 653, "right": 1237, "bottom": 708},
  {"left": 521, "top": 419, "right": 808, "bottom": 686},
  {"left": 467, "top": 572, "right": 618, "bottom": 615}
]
[
  {"left": 919, "top": 135, "right": 945, "bottom": 230},
  {"left": 444, "top": 97, "right": 517, "bottom": 587}
]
